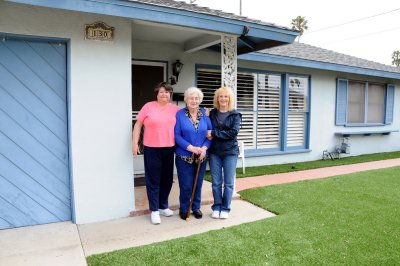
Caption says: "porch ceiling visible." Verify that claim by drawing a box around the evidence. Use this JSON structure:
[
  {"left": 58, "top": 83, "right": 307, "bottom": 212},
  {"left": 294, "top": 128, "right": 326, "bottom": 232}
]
[
  {"left": 132, "top": 20, "right": 287, "bottom": 54},
  {"left": 132, "top": 20, "right": 204, "bottom": 44}
]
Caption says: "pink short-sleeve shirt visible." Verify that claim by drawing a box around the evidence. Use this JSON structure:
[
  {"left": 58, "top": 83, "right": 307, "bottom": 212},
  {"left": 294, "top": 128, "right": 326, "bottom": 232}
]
[{"left": 136, "top": 101, "right": 180, "bottom": 147}]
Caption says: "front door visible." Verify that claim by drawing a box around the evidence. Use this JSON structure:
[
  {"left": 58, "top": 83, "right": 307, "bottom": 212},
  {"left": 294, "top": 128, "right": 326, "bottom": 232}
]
[{"left": 132, "top": 60, "right": 167, "bottom": 184}]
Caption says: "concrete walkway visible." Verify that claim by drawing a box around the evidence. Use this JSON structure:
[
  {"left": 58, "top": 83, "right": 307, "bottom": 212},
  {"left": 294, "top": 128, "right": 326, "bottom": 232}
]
[
  {"left": 1, "top": 158, "right": 400, "bottom": 266},
  {"left": 0, "top": 200, "right": 273, "bottom": 266}
]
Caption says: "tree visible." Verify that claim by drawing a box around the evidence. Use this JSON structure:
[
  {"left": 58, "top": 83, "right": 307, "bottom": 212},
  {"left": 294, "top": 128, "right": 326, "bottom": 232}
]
[
  {"left": 291, "top": 16, "right": 308, "bottom": 42},
  {"left": 392, "top": 50, "right": 400, "bottom": 67}
]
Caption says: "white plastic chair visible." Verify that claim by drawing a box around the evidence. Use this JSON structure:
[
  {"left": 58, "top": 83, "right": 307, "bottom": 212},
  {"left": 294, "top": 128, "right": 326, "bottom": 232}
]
[{"left": 238, "top": 140, "right": 245, "bottom": 174}]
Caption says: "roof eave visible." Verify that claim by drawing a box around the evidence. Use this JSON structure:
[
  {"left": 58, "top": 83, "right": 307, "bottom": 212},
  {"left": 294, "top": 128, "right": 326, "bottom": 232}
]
[{"left": 6, "top": 0, "right": 298, "bottom": 49}]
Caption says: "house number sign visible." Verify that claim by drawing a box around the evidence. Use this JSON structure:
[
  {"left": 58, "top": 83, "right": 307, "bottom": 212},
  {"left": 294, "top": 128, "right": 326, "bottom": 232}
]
[{"left": 84, "top": 21, "right": 114, "bottom": 41}]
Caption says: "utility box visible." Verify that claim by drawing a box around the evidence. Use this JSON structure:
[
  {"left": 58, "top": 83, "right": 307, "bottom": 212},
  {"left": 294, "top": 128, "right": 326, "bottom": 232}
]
[{"left": 340, "top": 138, "right": 350, "bottom": 154}]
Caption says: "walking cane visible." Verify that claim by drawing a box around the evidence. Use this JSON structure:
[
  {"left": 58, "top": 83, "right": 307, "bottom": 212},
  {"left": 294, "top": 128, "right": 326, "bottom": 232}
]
[{"left": 186, "top": 156, "right": 202, "bottom": 221}]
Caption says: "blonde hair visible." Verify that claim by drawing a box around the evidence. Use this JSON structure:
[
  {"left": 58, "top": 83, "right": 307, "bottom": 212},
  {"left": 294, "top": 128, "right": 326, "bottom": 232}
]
[
  {"left": 213, "top": 87, "right": 235, "bottom": 111},
  {"left": 184, "top": 87, "right": 204, "bottom": 103}
]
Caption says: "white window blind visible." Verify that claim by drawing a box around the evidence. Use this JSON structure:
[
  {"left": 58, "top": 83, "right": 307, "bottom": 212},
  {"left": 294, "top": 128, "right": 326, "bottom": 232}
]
[
  {"left": 237, "top": 72, "right": 256, "bottom": 147},
  {"left": 237, "top": 73, "right": 255, "bottom": 110},
  {"left": 287, "top": 76, "right": 308, "bottom": 147},
  {"left": 197, "top": 68, "right": 257, "bottom": 149},
  {"left": 257, "top": 74, "right": 281, "bottom": 148},
  {"left": 197, "top": 69, "right": 220, "bottom": 108},
  {"left": 197, "top": 68, "right": 309, "bottom": 152}
]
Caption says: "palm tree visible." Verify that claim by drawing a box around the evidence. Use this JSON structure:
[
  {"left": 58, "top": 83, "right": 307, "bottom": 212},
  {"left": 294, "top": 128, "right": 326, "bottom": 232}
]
[
  {"left": 392, "top": 50, "right": 400, "bottom": 67},
  {"left": 291, "top": 16, "right": 308, "bottom": 42}
]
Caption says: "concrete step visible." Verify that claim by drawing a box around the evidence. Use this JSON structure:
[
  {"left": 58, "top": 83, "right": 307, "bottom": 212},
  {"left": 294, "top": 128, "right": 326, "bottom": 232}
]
[{"left": 131, "top": 177, "right": 240, "bottom": 217}]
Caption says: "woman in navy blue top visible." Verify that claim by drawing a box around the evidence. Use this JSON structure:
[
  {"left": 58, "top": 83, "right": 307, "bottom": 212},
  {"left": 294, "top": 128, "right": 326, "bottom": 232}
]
[
  {"left": 207, "top": 87, "right": 241, "bottom": 219},
  {"left": 175, "top": 87, "right": 212, "bottom": 220}
]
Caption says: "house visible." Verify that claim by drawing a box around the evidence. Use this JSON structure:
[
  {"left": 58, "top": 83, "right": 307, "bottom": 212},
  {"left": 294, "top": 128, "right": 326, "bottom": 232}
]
[{"left": 0, "top": 0, "right": 399, "bottom": 230}]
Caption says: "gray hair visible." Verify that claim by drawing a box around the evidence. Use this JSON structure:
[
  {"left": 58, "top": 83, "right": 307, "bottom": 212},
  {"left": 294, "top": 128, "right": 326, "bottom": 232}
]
[{"left": 184, "top": 87, "right": 204, "bottom": 103}]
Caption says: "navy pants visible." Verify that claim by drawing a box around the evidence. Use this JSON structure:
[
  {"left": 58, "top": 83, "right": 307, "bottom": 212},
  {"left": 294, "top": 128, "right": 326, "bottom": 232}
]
[
  {"left": 175, "top": 157, "right": 207, "bottom": 213},
  {"left": 143, "top": 146, "right": 175, "bottom": 211}
]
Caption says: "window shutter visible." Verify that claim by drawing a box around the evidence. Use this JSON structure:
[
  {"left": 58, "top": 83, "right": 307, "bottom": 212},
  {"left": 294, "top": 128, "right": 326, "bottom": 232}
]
[
  {"left": 287, "top": 113, "right": 306, "bottom": 146},
  {"left": 197, "top": 68, "right": 221, "bottom": 108},
  {"left": 237, "top": 73, "right": 256, "bottom": 148},
  {"left": 336, "top": 79, "right": 348, "bottom": 125},
  {"left": 237, "top": 73, "right": 254, "bottom": 110},
  {"left": 385, "top": 84, "right": 395, "bottom": 124},
  {"left": 287, "top": 77, "right": 308, "bottom": 147},
  {"left": 257, "top": 74, "right": 281, "bottom": 148},
  {"left": 237, "top": 111, "right": 256, "bottom": 148}
]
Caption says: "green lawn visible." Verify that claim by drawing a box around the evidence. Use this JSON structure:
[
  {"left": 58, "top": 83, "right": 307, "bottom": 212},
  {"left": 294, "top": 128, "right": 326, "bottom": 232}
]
[
  {"left": 87, "top": 167, "right": 400, "bottom": 265},
  {"left": 204, "top": 151, "right": 400, "bottom": 181}
]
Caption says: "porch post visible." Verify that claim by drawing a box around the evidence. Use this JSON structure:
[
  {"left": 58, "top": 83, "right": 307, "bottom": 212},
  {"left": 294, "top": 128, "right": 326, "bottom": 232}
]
[{"left": 221, "top": 35, "right": 237, "bottom": 108}]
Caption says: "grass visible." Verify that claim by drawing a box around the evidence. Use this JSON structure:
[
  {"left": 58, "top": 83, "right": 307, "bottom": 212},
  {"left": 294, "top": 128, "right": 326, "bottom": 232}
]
[
  {"left": 204, "top": 151, "right": 400, "bottom": 181},
  {"left": 87, "top": 167, "right": 400, "bottom": 265}
]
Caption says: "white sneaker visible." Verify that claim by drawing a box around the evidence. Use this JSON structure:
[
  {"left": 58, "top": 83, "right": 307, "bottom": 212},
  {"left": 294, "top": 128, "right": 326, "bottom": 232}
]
[
  {"left": 211, "top": 210, "right": 220, "bottom": 219},
  {"left": 159, "top": 208, "right": 173, "bottom": 217},
  {"left": 220, "top": 211, "right": 229, "bottom": 219},
  {"left": 151, "top": 211, "right": 161, "bottom": 224}
]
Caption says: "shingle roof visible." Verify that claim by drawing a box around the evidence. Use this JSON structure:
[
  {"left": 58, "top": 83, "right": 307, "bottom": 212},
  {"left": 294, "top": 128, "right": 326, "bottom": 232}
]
[
  {"left": 129, "top": 0, "right": 292, "bottom": 31},
  {"left": 260, "top": 42, "right": 400, "bottom": 74}
]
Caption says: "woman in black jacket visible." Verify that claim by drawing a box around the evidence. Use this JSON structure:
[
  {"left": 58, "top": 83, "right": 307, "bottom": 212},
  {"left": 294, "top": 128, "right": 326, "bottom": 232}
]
[{"left": 207, "top": 87, "right": 241, "bottom": 219}]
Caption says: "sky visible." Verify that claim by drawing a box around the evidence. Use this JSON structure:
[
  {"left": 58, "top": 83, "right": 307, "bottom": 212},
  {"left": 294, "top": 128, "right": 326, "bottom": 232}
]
[{"left": 183, "top": 0, "right": 400, "bottom": 66}]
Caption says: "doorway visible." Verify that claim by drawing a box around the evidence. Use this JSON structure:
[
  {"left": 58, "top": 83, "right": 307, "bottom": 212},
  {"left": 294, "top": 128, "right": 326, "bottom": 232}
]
[{"left": 132, "top": 60, "right": 167, "bottom": 186}]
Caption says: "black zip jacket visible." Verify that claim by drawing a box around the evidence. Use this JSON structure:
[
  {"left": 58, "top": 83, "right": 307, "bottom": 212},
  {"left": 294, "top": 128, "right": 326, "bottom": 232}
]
[{"left": 209, "top": 109, "right": 241, "bottom": 156}]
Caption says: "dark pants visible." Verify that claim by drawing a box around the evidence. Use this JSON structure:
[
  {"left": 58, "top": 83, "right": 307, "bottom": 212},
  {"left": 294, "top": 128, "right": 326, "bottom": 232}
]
[
  {"left": 175, "top": 157, "right": 207, "bottom": 213},
  {"left": 143, "top": 146, "right": 175, "bottom": 211}
]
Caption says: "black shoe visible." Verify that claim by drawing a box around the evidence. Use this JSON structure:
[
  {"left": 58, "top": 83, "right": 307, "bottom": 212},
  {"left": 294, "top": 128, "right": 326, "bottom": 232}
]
[
  {"left": 179, "top": 211, "right": 187, "bottom": 220},
  {"left": 193, "top": 210, "right": 202, "bottom": 219}
]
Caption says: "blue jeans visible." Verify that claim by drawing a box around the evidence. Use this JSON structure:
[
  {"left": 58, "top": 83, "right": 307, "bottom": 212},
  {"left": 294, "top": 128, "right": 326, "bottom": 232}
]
[
  {"left": 175, "top": 157, "right": 207, "bottom": 213},
  {"left": 209, "top": 154, "right": 237, "bottom": 212}
]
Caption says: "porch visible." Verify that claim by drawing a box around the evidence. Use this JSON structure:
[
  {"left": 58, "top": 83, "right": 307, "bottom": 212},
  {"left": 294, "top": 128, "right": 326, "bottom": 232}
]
[{"left": 131, "top": 175, "right": 216, "bottom": 216}]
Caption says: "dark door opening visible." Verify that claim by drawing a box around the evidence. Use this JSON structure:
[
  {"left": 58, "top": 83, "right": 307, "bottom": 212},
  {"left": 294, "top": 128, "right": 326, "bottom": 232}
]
[{"left": 132, "top": 61, "right": 167, "bottom": 186}]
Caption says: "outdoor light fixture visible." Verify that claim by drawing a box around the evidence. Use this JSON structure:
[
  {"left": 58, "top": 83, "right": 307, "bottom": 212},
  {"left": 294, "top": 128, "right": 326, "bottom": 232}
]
[{"left": 170, "top": 60, "right": 184, "bottom": 85}]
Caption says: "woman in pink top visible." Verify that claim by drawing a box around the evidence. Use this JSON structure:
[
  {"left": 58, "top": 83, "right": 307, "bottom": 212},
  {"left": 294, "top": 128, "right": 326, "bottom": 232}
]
[{"left": 132, "top": 82, "right": 180, "bottom": 225}]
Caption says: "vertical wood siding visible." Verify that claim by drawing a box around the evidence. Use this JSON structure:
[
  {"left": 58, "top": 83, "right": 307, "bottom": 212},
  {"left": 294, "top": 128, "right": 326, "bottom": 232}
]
[{"left": 0, "top": 39, "right": 70, "bottom": 229}]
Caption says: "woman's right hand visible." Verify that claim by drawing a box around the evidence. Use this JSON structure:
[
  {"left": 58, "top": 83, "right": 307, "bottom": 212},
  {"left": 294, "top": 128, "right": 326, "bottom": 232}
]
[
  {"left": 133, "top": 143, "right": 140, "bottom": 156},
  {"left": 187, "top": 144, "right": 201, "bottom": 155},
  {"left": 207, "top": 130, "right": 213, "bottom": 140}
]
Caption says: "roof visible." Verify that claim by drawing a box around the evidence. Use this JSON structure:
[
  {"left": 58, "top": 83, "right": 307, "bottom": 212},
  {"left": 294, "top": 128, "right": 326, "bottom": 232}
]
[
  {"left": 260, "top": 42, "right": 400, "bottom": 74},
  {"left": 130, "top": 0, "right": 292, "bottom": 31},
  {"left": 238, "top": 42, "right": 400, "bottom": 79}
]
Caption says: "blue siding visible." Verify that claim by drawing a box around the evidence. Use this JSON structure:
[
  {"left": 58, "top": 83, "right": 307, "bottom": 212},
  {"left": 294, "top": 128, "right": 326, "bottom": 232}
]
[
  {"left": 0, "top": 38, "right": 70, "bottom": 229},
  {"left": 335, "top": 79, "right": 348, "bottom": 125},
  {"left": 385, "top": 84, "right": 395, "bottom": 124}
]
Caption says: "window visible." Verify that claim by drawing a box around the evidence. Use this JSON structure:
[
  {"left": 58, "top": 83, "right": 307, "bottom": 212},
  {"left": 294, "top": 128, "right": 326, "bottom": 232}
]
[
  {"left": 347, "top": 81, "right": 366, "bottom": 123},
  {"left": 257, "top": 74, "right": 281, "bottom": 149},
  {"left": 336, "top": 79, "right": 394, "bottom": 126},
  {"left": 288, "top": 76, "right": 309, "bottom": 147},
  {"left": 196, "top": 67, "right": 310, "bottom": 153},
  {"left": 367, "top": 84, "right": 385, "bottom": 123}
]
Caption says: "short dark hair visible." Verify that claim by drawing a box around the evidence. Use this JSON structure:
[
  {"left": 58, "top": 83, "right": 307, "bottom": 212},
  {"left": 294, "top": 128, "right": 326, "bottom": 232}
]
[{"left": 154, "top": 82, "right": 173, "bottom": 98}]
